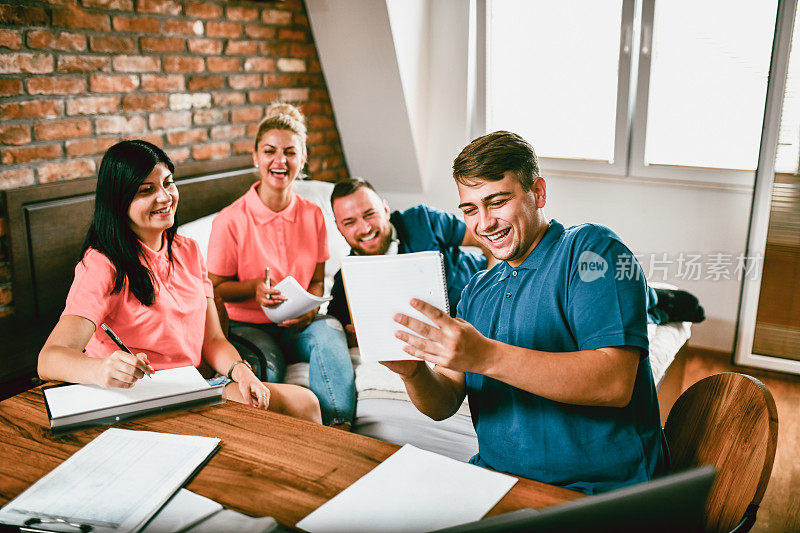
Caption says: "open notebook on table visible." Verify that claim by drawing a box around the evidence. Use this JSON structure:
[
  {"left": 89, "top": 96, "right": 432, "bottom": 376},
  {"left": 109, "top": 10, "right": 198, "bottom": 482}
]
[
  {"left": 340, "top": 251, "right": 450, "bottom": 362},
  {"left": 43, "top": 366, "right": 224, "bottom": 434},
  {"left": 0, "top": 428, "right": 220, "bottom": 533}
]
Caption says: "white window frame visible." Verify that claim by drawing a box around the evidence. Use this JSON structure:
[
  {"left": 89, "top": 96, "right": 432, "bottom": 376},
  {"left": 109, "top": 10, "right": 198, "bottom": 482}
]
[
  {"left": 735, "top": 0, "right": 800, "bottom": 375},
  {"left": 478, "top": 0, "right": 780, "bottom": 187}
]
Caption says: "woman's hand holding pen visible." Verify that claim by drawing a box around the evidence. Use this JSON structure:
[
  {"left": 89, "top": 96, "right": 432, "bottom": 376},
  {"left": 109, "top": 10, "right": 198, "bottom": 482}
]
[
  {"left": 254, "top": 276, "right": 285, "bottom": 308},
  {"left": 231, "top": 363, "right": 270, "bottom": 409},
  {"left": 93, "top": 350, "right": 153, "bottom": 388}
]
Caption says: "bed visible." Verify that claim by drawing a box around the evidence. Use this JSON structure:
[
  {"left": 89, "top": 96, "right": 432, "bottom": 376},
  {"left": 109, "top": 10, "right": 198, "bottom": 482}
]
[{"left": 3, "top": 171, "right": 690, "bottom": 461}]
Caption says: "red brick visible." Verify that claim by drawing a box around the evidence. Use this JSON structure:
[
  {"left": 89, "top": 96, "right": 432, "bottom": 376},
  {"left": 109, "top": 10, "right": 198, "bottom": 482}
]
[
  {"left": 244, "top": 57, "right": 274, "bottom": 72},
  {"left": 309, "top": 59, "right": 320, "bottom": 73},
  {"left": 34, "top": 118, "right": 93, "bottom": 141},
  {"left": 0, "top": 168, "right": 35, "bottom": 190},
  {"left": 163, "top": 55, "right": 205, "bottom": 73},
  {"left": 67, "top": 96, "right": 120, "bottom": 116},
  {"left": 307, "top": 159, "right": 321, "bottom": 173},
  {"left": 309, "top": 116, "right": 334, "bottom": 130},
  {"left": 0, "top": 99, "right": 62, "bottom": 120},
  {"left": 207, "top": 21, "right": 241, "bottom": 39},
  {"left": 279, "top": 88, "right": 310, "bottom": 102},
  {"left": 122, "top": 93, "right": 168, "bottom": 112},
  {"left": 0, "top": 53, "right": 53, "bottom": 74},
  {"left": 262, "top": 73, "right": 295, "bottom": 86},
  {"left": 313, "top": 169, "right": 340, "bottom": 182},
  {"left": 149, "top": 111, "right": 191, "bottom": 130},
  {"left": 310, "top": 88, "right": 329, "bottom": 101},
  {"left": 193, "top": 109, "right": 226, "bottom": 125},
  {"left": 290, "top": 43, "right": 316, "bottom": 59},
  {"left": 294, "top": 13, "right": 309, "bottom": 27},
  {"left": 244, "top": 25, "right": 275, "bottom": 40},
  {"left": 82, "top": 0, "right": 134, "bottom": 9},
  {"left": 187, "top": 75, "right": 224, "bottom": 91},
  {"left": 185, "top": 1, "right": 222, "bottom": 19},
  {"left": 27, "top": 77, "right": 85, "bottom": 96},
  {"left": 66, "top": 137, "right": 118, "bottom": 157},
  {"left": 0, "top": 29, "right": 21, "bottom": 50},
  {"left": 53, "top": 6, "right": 111, "bottom": 32},
  {"left": 187, "top": 38, "right": 222, "bottom": 55},
  {"left": 38, "top": 159, "right": 96, "bottom": 183},
  {"left": 0, "top": 5, "right": 48, "bottom": 26},
  {"left": 210, "top": 124, "right": 246, "bottom": 140},
  {"left": 141, "top": 36, "right": 185, "bottom": 53},
  {"left": 0, "top": 125, "right": 30, "bottom": 145},
  {"left": 90, "top": 35, "right": 136, "bottom": 53},
  {"left": 259, "top": 41, "right": 290, "bottom": 57},
  {"left": 113, "top": 55, "right": 160, "bottom": 72},
  {"left": 0, "top": 78, "right": 21, "bottom": 96},
  {"left": 277, "top": 58, "right": 305, "bottom": 73},
  {"left": 113, "top": 15, "right": 160, "bottom": 33},
  {"left": 229, "top": 74, "right": 261, "bottom": 90},
  {"left": 96, "top": 115, "right": 146, "bottom": 134},
  {"left": 306, "top": 131, "right": 324, "bottom": 144},
  {"left": 137, "top": 0, "right": 181, "bottom": 15},
  {"left": 166, "top": 147, "right": 190, "bottom": 163},
  {"left": 192, "top": 142, "right": 230, "bottom": 160},
  {"left": 245, "top": 123, "right": 259, "bottom": 137},
  {"left": 58, "top": 55, "right": 111, "bottom": 73},
  {"left": 324, "top": 129, "right": 340, "bottom": 143},
  {"left": 233, "top": 139, "right": 252, "bottom": 154},
  {"left": 311, "top": 143, "right": 334, "bottom": 157},
  {"left": 225, "top": 40, "right": 258, "bottom": 55},
  {"left": 278, "top": 29, "right": 306, "bottom": 41},
  {"left": 27, "top": 30, "right": 85, "bottom": 52},
  {"left": 207, "top": 57, "right": 240, "bottom": 73},
  {"left": 126, "top": 133, "right": 163, "bottom": 147},
  {"left": 141, "top": 74, "right": 185, "bottom": 92},
  {"left": 164, "top": 19, "right": 204, "bottom": 36},
  {"left": 90, "top": 74, "right": 139, "bottom": 93},
  {"left": 248, "top": 89, "right": 280, "bottom": 104},
  {"left": 227, "top": 6, "right": 258, "bottom": 21},
  {"left": 0, "top": 144, "right": 62, "bottom": 164},
  {"left": 212, "top": 92, "right": 245, "bottom": 106},
  {"left": 231, "top": 106, "right": 263, "bottom": 123},
  {"left": 166, "top": 128, "right": 208, "bottom": 145},
  {"left": 262, "top": 9, "right": 292, "bottom": 25}
]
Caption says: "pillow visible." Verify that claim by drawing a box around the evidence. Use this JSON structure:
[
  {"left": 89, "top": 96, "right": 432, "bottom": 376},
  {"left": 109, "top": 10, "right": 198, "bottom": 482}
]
[{"left": 176, "top": 179, "right": 351, "bottom": 310}]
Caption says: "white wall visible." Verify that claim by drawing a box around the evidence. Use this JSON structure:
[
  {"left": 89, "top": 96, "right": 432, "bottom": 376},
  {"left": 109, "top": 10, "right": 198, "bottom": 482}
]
[{"left": 307, "top": 0, "right": 753, "bottom": 353}]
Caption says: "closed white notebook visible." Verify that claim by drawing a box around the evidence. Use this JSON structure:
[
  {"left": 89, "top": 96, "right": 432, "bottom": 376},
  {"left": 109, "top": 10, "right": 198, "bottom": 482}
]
[
  {"left": 43, "top": 366, "right": 223, "bottom": 431},
  {"left": 340, "top": 251, "right": 450, "bottom": 362}
]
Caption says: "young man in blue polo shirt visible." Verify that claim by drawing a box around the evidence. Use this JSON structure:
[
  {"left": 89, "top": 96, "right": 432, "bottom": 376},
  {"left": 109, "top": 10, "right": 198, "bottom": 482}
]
[
  {"left": 327, "top": 178, "right": 489, "bottom": 333},
  {"left": 387, "top": 131, "right": 667, "bottom": 494}
]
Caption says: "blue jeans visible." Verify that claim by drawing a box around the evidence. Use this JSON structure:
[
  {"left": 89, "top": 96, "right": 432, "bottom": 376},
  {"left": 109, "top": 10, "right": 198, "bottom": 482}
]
[{"left": 229, "top": 316, "right": 355, "bottom": 425}]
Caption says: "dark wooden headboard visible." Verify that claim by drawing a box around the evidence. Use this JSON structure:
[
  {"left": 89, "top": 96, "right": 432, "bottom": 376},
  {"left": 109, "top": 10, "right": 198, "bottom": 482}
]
[{"left": 4, "top": 166, "right": 258, "bottom": 322}]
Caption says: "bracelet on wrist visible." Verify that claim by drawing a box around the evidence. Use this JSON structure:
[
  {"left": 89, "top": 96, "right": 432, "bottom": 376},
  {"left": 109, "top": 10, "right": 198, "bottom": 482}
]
[{"left": 227, "top": 359, "right": 252, "bottom": 381}]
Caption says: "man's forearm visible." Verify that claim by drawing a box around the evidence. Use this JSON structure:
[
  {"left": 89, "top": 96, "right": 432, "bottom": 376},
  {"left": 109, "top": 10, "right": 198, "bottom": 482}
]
[{"left": 401, "top": 365, "right": 465, "bottom": 421}]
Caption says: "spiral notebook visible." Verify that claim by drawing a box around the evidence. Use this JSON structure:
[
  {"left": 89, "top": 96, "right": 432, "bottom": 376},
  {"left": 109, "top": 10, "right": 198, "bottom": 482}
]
[{"left": 340, "top": 251, "right": 450, "bottom": 362}]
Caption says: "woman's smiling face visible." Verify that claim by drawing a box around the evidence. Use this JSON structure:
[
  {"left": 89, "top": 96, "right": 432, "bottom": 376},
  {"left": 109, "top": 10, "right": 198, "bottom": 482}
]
[{"left": 253, "top": 128, "right": 307, "bottom": 194}]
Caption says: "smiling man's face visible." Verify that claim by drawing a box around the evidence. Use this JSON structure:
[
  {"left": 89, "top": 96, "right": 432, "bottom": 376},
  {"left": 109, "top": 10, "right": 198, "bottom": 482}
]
[{"left": 333, "top": 186, "right": 393, "bottom": 255}]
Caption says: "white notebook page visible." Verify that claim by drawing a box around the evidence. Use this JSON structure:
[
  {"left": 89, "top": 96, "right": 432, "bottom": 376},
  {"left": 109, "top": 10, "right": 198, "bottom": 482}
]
[
  {"left": 341, "top": 251, "right": 449, "bottom": 362},
  {"left": 0, "top": 428, "right": 220, "bottom": 533},
  {"left": 45, "top": 366, "right": 210, "bottom": 420}
]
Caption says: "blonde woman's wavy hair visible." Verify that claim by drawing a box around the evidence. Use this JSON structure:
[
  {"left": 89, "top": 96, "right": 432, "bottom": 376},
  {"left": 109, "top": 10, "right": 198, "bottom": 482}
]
[{"left": 253, "top": 102, "right": 308, "bottom": 156}]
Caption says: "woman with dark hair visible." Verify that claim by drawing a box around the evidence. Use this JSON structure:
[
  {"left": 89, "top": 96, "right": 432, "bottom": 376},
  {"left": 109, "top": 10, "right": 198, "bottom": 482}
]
[{"left": 38, "top": 140, "right": 321, "bottom": 422}]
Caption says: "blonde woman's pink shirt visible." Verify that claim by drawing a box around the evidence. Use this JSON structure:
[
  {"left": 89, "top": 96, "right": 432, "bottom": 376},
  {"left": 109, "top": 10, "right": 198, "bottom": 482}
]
[
  {"left": 207, "top": 182, "right": 329, "bottom": 324},
  {"left": 62, "top": 235, "right": 214, "bottom": 370}
]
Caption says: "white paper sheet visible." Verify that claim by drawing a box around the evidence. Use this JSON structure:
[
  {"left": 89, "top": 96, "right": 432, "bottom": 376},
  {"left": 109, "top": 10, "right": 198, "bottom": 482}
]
[
  {"left": 187, "top": 510, "right": 279, "bottom": 533},
  {"left": 296, "top": 444, "right": 517, "bottom": 533},
  {"left": 0, "top": 428, "right": 220, "bottom": 533},
  {"left": 141, "top": 489, "right": 222, "bottom": 533},
  {"left": 262, "top": 275, "right": 331, "bottom": 323},
  {"left": 44, "top": 366, "right": 210, "bottom": 420}
]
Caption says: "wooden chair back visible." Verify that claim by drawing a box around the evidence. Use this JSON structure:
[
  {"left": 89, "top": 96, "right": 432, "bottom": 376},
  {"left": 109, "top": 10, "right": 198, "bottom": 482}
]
[{"left": 664, "top": 372, "right": 778, "bottom": 533}]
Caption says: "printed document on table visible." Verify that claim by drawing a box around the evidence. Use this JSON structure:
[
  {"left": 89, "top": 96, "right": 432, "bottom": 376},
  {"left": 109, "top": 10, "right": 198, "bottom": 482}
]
[
  {"left": 0, "top": 428, "right": 220, "bottom": 533},
  {"left": 296, "top": 444, "right": 518, "bottom": 533},
  {"left": 261, "top": 275, "right": 331, "bottom": 323}
]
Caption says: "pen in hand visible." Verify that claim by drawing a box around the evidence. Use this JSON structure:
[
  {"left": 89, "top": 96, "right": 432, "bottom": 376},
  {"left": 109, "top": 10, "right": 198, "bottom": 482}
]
[
  {"left": 265, "top": 267, "right": 270, "bottom": 288},
  {"left": 99, "top": 323, "right": 153, "bottom": 379}
]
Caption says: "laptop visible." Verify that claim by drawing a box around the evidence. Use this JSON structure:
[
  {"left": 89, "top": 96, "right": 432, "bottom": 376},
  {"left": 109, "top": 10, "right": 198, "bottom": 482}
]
[{"left": 430, "top": 465, "right": 715, "bottom": 533}]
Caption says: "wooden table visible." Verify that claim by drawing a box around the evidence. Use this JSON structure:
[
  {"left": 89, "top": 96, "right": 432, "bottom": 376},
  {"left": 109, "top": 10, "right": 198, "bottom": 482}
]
[{"left": 0, "top": 387, "right": 582, "bottom": 529}]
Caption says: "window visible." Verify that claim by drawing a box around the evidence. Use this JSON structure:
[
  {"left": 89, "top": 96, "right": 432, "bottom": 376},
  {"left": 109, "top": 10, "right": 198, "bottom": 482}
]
[{"left": 483, "top": 0, "right": 779, "bottom": 186}]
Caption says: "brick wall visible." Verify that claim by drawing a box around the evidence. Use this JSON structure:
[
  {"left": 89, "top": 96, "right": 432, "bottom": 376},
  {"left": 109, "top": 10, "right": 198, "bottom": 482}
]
[{"left": 0, "top": 0, "right": 349, "bottom": 318}]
